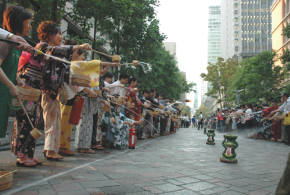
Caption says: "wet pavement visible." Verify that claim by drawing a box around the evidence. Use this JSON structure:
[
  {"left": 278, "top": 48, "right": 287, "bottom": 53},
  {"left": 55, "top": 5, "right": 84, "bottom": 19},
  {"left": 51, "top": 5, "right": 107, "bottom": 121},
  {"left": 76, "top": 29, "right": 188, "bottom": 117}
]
[{"left": 0, "top": 127, "right": 288, "bottom": 195}]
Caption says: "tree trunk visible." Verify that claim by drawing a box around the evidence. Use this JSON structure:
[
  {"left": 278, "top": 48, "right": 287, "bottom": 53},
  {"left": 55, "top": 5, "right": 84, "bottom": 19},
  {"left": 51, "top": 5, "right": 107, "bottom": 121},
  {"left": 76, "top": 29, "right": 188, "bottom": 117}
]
[{"left": 51, "top": 0, "right": 58, "bottom": 22}]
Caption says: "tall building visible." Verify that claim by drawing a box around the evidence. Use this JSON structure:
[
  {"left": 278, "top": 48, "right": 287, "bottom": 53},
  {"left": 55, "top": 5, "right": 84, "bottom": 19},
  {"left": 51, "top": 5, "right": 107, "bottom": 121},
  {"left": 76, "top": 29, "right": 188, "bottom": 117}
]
[
  {"left": 221, "top": 0, "right": 239, "bottom": 60},
  {"left": 163, "top": 42, "right": 178, "bottom": 61},
  {"left": 204, "top": 6, "right": 221, "bottom": 108},
  {"left": 179, "top": 71, "right": 187, "bottom": 104},
  {"left": 201, "top": 80, "right": 208, "bottom": 101},
  {"left": 208, "top": 6, "right": 222, "bottom": 64},
  {"left": 271, "top": 0, "right": 290, "bottom": 67},
  {"left": 221, "top": 0, "right": 273, "bottom": 61}
]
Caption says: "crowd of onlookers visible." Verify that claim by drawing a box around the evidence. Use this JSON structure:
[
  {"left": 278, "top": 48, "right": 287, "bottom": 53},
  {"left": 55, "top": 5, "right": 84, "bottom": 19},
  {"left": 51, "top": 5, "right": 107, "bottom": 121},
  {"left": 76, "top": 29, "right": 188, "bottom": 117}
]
[{"left": 191, "top": 93, "right": 290, "bottom": 146}]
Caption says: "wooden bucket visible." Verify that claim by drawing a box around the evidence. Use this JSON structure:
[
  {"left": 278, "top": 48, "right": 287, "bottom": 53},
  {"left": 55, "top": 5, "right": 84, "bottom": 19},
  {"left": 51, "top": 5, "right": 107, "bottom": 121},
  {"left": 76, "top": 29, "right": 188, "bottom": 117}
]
[
  {"left": 30, "top": 128, "right": 42, "bottom": 140},
  {"left": 57, "top": 86, "right": 68, "bottom": 105},
  {"left": 132, "top": 60, "right": 138, "bottom": 66},
  {"left": 94, "top": 90, "right": 102, "bottom": 96},
  {"left": 112, "top": 98, "right": 125, "bottom": 105},
  {"left": 0, "top": 171, "right": 13, "bottom": 191},
  {"left": 71, "top": 74, "right": 91, "bottom": 87},
  {"left": 100, "top": 103, "right": 111, "bottom": 112},
  {"left": 17, "top": 86, "right": 41, "bottom": 102},
  {"left": 112, "top": 55, "right": 121, "bottom": 63}
]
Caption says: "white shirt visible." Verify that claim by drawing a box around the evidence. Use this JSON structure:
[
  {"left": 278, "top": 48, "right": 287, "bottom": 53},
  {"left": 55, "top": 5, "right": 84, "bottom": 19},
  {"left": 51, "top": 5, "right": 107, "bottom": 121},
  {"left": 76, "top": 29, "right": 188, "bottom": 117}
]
[
  {"left": 199, "top": 114, "right": 203, "bottom": 119},
  {"left": 279, "top": 97, "right": 290, "bottom": 114},
  {"left": 245, "top": 108, "right": 252, "bottom": 120},
  {"left": 109, "top": 80, "right": 126, "bottom": 97},
  {"left": 0, "top": 29, "right": 10, "bottom": 39},
  {"left": 104, "top": 81, "right": 120, "bottom": 90}
]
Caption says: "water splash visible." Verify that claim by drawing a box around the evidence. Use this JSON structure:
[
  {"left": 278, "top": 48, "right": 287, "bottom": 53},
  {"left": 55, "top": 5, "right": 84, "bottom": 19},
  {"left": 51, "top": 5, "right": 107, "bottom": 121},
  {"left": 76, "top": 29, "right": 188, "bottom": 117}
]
[
  {"left": 138, "top": 62, "right": 152, "bottom": 73},
  {"left": 123, "top": 61, "right": 152, "bottom": 73}
]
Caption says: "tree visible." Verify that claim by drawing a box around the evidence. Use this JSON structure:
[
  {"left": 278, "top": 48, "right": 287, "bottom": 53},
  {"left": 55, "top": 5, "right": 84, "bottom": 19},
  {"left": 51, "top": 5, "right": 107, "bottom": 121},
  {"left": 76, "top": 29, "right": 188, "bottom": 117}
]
[
  {"left": 200, "top": 57, "right": 239, "bottom": 108},
  {"left": 227, "top": 51, "right": 287, "bottom": 104},
  {"left": 180, "top": 105, "right": 191, "bottom": 116},
  {"left": 195, "top": 106, "right": 212, "bottom": 118}
]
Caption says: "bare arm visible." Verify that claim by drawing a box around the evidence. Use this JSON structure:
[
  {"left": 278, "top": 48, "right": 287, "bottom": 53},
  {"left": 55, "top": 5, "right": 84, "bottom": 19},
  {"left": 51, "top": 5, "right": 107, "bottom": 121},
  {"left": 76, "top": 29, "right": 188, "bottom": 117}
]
[{"left": 0, "top": 59, "right": 20, "bottom": 99}]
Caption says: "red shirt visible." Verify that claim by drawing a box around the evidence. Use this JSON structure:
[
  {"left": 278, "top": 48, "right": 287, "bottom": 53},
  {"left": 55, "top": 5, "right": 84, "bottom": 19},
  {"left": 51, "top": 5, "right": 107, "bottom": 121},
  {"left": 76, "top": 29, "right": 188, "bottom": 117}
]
[{"left": 217, "top": 113, "right": 224, "bottom": 120}]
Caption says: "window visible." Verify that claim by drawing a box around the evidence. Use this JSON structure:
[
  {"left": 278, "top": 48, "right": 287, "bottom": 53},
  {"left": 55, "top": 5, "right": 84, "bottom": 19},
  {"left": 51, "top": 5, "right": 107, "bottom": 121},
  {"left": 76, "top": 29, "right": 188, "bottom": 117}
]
[{"left": 235, "top": 46, "right": 239, "bottom": 52}]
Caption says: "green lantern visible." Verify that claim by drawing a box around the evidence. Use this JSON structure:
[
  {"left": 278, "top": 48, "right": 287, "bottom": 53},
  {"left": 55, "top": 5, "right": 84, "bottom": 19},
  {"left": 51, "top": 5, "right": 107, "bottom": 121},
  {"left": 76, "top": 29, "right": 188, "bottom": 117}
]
[
  {"left": 220, "top": 135, "right": 239, "bottom": 163},
  {"left": 206, "top": 129, "right": 215, "bottom": 145}
]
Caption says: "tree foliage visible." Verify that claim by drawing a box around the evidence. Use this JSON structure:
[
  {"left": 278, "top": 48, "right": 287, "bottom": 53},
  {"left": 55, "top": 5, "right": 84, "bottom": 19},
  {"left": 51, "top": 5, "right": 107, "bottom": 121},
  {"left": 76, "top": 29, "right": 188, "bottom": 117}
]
[
  {"left": 195, "top": 106, "right": 212, "bottom": 118},
  {"left": 200, "top": 57, "right": 239, "bottom": 108},
  {"left": 227, "top": 51, "right": 287, "bottom": 104},
  {"left": 9, "top": 0, "right": 194, "bottom": 99}
]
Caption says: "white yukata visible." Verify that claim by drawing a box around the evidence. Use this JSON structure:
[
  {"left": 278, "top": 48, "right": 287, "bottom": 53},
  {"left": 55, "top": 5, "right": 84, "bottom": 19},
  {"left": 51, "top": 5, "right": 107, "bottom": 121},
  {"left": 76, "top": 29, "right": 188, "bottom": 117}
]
[{"left": 74, "top": 94, "right": 102, "bottom": 149}]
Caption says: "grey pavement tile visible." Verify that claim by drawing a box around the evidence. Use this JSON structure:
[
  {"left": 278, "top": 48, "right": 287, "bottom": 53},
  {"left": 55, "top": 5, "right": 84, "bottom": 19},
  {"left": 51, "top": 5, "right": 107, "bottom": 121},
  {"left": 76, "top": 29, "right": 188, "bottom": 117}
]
[
  {"left": 153, "top": 183, "right": 183, "bottom": 192},
  {"left": 39, "top": 189, "right": 57, "bottom": 195},
  {"left": 12, "top": 191, "right": 39, "bottom": 195},
  {"left": 160, "top": 189, "right": 201, "bottom": 195},
  {"left": 262, "top": 185, "right": 278, "bottom": 193},
  {"left": 56, "top": 189, "right": 89, "bottom": 195},
  {"left": 174, "top": 177, "right": 200, "bottom": 184},
  {"left": 165, "top": 179, "right": 184, "bottom": 186},
  {"left": 199, "top": 187, "right": 229, "bottom": 195},
  {"left": 205, "top": 178, "right": 222, "bottom": 183},
  {"left": 216, "top": 191, "right": 245, "bottom": 195},
  {"left": 80, "top": 180, "right": 120, "bottom": 188},
  {"left": 246, "top": 190, "right": 270, "bottom": 195},
  {"left": 142, "top": 186, "right": 164, "bottom": 194},
  {"left": 228, "top": 186, "right": 250, "bottom": 193},
  {"left": 126, "top": 191, "right": 155, "bottom": 195},
  {"left": 243, "top": 184, "right": 263, "bottom": 191},
  {"left": 99, "top": 185, "right": 131, "bottom": 194},
  {"left": 191, "top": 174, "right": 213, "bottom": 180},
  {"left": 181, "top": 182, "right": 217, "bottom": 191},
  {"left": 53, "top": 182, "right": 83, "bottom": 192},
  {"left": 85, "top": 187, "right": 103, "bottom": 193}
]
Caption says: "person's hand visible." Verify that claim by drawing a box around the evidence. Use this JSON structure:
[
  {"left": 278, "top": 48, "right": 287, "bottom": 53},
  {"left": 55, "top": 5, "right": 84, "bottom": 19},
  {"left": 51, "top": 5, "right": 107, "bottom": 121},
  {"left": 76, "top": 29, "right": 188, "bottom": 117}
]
[
  {"left": 9, "top": 85, "right": 20, "bottom": 99},
  {"left": 118, "top": 84, "right": 125, "bottom": 88},
  {"left": 102, "top": 87, "right": 110, "bottom": 93},
  {"left": 87, "top": 90, "right": 98, "bottom": 98},
  {"left": 143, "top": 104, "right": 150, "bottom": 108},
  {"left": 79, "top": 43, "right": 92, "bottom": 51},
  {"left": 11, "top": 35, "right": 33, "bottom": 53},
  {"left": 106, "top": 95, "right": 115, "bottom": 100},
  {"left": 112, "top": 62, "right": 121, "bottom": 67},
  {"left": 16, "top": 77, "right": 25, "bottom": 87},
  {"left": 104, "top": 100, "right": 110, "bottom": 107},
  {"left": 124, "top": 121, "right": 133, "bottom": 127},
  {"left": 134, "top": 120, "right": 144, "bottom": 125}
]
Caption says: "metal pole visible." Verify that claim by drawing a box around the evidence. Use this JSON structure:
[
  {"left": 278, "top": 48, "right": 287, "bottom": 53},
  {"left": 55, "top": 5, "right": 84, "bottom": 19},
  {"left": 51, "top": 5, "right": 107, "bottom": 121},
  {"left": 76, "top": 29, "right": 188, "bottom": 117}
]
[{"left": 92, "top": 13, "right": 97, "bottom": 60}]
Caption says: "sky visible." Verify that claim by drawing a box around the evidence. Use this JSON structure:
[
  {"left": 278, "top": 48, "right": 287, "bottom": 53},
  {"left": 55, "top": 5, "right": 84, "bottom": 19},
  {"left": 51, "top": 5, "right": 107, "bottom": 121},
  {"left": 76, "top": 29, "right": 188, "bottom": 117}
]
[{"left": 156, "top": 0, "right": 221, "bottom": 109}]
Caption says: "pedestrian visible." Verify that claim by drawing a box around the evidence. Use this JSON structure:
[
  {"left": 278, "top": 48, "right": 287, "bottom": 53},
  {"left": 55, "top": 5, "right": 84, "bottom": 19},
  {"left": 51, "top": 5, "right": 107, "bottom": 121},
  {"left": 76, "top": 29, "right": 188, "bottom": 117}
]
[
  {"left": 217, "top": 109, "right": 224, "bottom": 132},
  {"left": 192, "top": 116, "right": 196, "bottom": 128}
]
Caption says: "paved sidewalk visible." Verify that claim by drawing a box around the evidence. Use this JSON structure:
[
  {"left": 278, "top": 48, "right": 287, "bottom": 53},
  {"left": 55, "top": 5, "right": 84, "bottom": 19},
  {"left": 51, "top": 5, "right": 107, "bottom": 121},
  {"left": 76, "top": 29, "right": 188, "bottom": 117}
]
[{"left": 0, "top": 127, "right": 288, "bottom": 195}]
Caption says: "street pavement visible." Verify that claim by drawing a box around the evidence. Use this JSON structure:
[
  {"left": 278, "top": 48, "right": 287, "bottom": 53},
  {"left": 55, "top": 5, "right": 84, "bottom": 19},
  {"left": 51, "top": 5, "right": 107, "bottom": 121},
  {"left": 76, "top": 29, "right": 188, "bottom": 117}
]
[{"left": 0, "top": 127, "right": 289, "bottom": 195}]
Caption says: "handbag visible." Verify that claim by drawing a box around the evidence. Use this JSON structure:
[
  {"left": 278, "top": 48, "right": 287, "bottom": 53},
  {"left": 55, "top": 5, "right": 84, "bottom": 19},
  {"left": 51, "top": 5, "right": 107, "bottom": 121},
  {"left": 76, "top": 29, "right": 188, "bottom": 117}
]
[{"left": 283, "top": 112, "right": 290, "bottom": 126}]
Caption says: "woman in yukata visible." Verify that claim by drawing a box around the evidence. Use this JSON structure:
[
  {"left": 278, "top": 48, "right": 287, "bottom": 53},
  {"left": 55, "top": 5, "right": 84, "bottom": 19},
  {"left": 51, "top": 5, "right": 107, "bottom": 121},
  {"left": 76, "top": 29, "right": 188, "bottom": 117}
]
[
  {"left": 13, "top": 21, "right": 92, "bottom": 162},
  {"left": 101, "top": 102, "right": 143, "bottom": 149}
]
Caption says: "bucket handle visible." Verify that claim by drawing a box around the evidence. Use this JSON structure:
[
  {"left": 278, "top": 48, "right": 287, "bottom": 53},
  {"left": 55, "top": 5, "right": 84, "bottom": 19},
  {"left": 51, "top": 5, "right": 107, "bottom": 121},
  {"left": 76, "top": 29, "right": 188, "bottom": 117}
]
[
  {"left": 0, "top": 170, "right": 18, "bottom": 178},
  {"left": 19, "top": 99, "right": 35, "bottom": 129}
]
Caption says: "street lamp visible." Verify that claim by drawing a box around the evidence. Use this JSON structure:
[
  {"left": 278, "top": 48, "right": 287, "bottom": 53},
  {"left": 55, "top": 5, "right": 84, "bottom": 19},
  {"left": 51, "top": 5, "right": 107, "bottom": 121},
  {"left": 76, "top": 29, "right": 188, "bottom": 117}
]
[{"left": 233, "top": 89, "right": 244, "bottom": 106}]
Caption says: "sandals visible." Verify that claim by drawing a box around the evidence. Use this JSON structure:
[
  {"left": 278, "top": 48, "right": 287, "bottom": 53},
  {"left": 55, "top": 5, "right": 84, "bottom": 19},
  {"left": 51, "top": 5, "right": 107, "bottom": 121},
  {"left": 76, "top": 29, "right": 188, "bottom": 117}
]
[
  {"left": 32, "top": 158, "right": 42, "bottom": 165},
  {"left": 16, "top": 159, "right": 37, "bottom": 167},
  {"left": 46, "top": 154, "right": 63, "bottom": 161},
  {"left": 58, "top": 149, "right": 75, "bottom": 156},
  {"left": 77, "top": 148, "right": 95, "bottom": 154},
  {"left": 91, "top": 145, "right": 104, "bottom": 150}
]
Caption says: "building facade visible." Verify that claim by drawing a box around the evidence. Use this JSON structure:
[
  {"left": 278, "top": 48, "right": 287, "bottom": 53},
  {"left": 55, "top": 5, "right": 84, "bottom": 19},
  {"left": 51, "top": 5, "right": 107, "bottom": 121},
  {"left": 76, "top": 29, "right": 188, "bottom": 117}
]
[
  {"left": 208, "top": 6, "right": 222, "bottom": 65},
  {"left": 271, "top": 0, "right": 290, "bottom": 67},
  {"left": 222, "top": 0, "right": 273, "bottom": 61}
]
